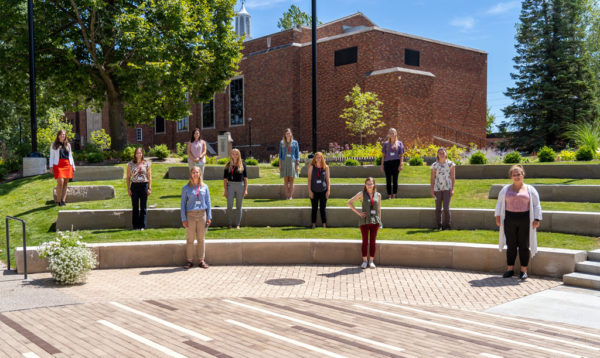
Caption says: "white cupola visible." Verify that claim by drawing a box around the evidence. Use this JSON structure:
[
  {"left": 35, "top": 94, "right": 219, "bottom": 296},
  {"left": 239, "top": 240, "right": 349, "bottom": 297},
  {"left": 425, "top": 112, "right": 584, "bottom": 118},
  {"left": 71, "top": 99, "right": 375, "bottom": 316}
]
[{"left": 235, "top": 1, "right": 251, "bottom": 40}]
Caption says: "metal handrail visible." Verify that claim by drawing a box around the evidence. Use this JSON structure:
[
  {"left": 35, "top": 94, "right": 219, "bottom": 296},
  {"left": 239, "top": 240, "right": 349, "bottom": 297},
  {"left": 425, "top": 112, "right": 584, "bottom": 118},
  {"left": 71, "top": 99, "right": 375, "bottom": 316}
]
[{"left": 5, "top": 216, "right": 27, "bottom": 279}]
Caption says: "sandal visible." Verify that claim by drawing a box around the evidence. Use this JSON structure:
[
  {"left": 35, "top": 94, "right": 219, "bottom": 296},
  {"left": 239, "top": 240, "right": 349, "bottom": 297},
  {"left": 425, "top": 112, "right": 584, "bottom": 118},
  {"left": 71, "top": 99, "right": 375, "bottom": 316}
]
[
  {"left": 183, "top": 261, "right": 193, "bottom": 270},
  {"left": 198, "top": 261, "right": 209, "bottom": 269}
]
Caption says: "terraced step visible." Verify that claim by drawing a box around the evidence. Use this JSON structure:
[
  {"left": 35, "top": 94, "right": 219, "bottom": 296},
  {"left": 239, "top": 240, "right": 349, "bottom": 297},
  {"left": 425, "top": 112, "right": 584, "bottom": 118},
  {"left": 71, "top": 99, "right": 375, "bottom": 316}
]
[
  {"left": 588, "top": 249, "right": 600, "bottom": 262},
  {"left": 575, "top": 261, "right": 600, "bottom": 275},
  {"left": 563, "top": 272, "right": 600, "bottom": 290}
]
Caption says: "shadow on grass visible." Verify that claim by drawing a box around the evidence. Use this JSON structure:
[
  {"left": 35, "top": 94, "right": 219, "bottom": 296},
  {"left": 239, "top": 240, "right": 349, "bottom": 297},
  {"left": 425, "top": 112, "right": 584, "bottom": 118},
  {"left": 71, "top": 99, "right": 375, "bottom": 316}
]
[
  {"left": 159, "top": 195, "right": 180, "bottom": 199},
  {"left": 405, "top": 229, "right": 437, "bottom": 235},
  {"left": 253, "top": 199, "right": 282, "bottom": 203},
  {"left": 281, "top": 227, "right": 311, "bottom": 231},
  {"left": 47, "top": 223, "right": 56, "bottom": 233},
  {"left": 139, "top": 267, "right": 184, "bottom": 275},
  {"left": 0, "top": 173, "right": 53, "bottom": 195},
  {"left": 469, "top": 276, "right": 521, "bottom": 287},
  {"left": 318, "top": 267, "right": 362, "bottom": 278},
  {"left": 15, "top": 204, "right": 55, "bottom": 217},
  {"left": 90, "top": 229, "right": 129, "bottom": 234}
]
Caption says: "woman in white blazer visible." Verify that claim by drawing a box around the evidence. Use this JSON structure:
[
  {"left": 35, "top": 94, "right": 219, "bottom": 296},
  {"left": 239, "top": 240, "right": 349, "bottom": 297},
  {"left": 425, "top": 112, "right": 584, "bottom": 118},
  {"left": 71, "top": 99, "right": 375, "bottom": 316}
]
[
  {"left": 495, "top": 165, "right": 542, "bottom": 280},
  {"left": 49, "top": 130, "right": 76, "bottom": 206}
]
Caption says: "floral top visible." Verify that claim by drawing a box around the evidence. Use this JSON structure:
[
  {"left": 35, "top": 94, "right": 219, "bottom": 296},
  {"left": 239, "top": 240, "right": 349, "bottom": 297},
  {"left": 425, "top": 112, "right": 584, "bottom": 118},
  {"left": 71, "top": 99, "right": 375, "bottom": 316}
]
[
  {"left": 431, "top": 160, "right": 454, "bottom": 191},
  {"left": 128, "top": 161, "right": 151, "bottom": 183}
]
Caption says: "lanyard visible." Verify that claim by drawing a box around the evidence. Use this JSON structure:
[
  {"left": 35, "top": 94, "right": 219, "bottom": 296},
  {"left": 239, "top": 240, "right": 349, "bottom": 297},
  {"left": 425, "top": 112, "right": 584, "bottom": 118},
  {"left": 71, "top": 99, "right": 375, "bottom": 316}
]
[
  {"left": 230, "top": 166, "right": 235, "bottom": 179},
  {"left": 368, "top": 191, "right": 375, "bottom": 210},
  {"left": 287, "top": 145, "right": 291, "bottom": 153},
  {"left": 193, "top": 185, "right": 201, "bottom": 200},
  {"left": 316, "top": 167, "right": 321, "bottom": 179}
]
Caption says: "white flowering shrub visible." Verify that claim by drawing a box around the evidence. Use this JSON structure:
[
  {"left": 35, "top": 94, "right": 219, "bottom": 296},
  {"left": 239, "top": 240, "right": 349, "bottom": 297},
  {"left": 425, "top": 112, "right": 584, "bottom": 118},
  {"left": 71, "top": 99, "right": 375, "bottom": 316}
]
[{"left": 39, "top": 231, "right": 97, "bottom": 284}]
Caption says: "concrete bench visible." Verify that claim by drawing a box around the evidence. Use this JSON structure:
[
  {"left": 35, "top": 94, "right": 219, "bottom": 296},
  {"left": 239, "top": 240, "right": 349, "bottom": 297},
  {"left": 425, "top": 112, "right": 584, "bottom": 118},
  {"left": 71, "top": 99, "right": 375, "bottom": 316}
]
[
  {"left": 456, "top": 164, "right": 600, "bottom": 179},
  {"left": 14, "top": 240, "right": 586, "bottom": 278},
  {"left": 53, "top": 185, "right": 115, "bottom": 203},
  {"left": 168, "top": 165, "right": 260, "bottom": 180},
  {"left": 246, "top": 184, "right": 431, "bottom": 199},
  {"left": 56, "top": 207, "right": 600, "bottom": 236},
  {"left": 489, "top": 184, "right": 600, "bottom": 202},
  {"left": 300, "top": 165, "right": 384, "bottom": 178},
  {"left": 73, "top": 166, "right": 124, "bottom": 181}
]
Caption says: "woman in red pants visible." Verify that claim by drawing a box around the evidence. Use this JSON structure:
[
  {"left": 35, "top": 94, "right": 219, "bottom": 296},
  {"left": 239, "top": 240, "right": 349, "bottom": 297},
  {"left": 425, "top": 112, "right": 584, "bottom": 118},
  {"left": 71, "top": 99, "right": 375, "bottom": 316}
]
[{"left": 347, "top": 177, "right": 382, "bottom": 269}]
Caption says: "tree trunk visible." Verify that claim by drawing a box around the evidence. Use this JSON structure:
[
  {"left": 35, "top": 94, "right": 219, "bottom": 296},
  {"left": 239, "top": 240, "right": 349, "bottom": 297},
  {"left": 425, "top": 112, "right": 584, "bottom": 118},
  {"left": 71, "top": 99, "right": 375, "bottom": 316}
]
[{"left": 106, "top": 91, "right": 127, "bottom": 150}]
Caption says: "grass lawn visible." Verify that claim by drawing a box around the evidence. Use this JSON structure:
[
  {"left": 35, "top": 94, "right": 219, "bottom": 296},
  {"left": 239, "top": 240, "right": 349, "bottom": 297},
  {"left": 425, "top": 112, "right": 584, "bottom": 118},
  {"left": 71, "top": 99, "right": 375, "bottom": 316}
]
[{"left": 1, "top": 163, "right": 599, "bottom": 264}]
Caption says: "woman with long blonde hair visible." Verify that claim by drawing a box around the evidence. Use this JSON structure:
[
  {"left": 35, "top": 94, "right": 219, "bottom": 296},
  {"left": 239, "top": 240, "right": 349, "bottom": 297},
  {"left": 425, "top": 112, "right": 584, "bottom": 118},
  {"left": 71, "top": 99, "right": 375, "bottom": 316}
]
[
  {"left": 180, "top": 166, "right": 212, "bottom": 269},
  {"left": 223, "top": 148, "right": 248, "bottom": 229},
  {"left": 380, "top": 128, "right": 404, "bottom": 199},
  {"left": 49, "top": 129, "right": 76, "bottom": 206},
  {"left": 307, "top": 152, "right": 330, "bottom": 228},
  {"left": 278, "top": 128, "right": 300, "bottom": 199}
]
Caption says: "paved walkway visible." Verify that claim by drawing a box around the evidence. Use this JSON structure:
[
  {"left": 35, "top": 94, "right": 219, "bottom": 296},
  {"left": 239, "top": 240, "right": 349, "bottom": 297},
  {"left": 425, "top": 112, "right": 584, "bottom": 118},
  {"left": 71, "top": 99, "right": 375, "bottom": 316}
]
[{"left": 2, "top": 264, "right": 599, "bottom": 357}]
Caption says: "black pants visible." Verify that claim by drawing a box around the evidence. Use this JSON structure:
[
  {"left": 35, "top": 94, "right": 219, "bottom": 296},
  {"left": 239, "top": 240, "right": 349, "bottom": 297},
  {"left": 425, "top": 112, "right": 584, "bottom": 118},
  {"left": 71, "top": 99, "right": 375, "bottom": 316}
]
[
  {"left": 504, "top": 211, "right": 530, "bottom": 266},
  {"left": 131, "top": 182, "right": 148, "bottom": 229},
  {"left": 310, "top": 191, "right": 327, "bottom": 224},
  {"left": 383, "top": 159, "right": 400, "bottom": 195}
]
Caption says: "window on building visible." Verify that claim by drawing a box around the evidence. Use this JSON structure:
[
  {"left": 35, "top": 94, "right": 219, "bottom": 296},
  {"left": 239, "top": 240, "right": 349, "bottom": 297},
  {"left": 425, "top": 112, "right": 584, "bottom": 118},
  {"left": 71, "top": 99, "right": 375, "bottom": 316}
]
[
  {"left": 177, "top": 117, "right": 189, "bottom": 132},
  {"left": 136, "top": 128, "right": 143, "bottom": 142},
  {"left": 202, "top": 100, "right": 215, "bottom": 129},
  {"left": 230, "top": 78, "right": 244, "bottom": 126},
  {"left": 155, "top": 116, "right": 165, "bottom": 134},
  {"left": 405, "top": 49, "right": 420, "bottom": 66},
  {"left": 334, "top": 46, "right": 358, "bottom": 66}
]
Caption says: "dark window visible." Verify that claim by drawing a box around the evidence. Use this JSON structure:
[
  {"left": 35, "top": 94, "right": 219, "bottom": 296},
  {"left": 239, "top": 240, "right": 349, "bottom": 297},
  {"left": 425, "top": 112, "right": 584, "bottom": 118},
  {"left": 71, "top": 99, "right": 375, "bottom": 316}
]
[
  {"left": 334, "top": 46, "right": 358, "bottom": 66},
  {"left": 136, "top": 128, "right": 142, "bottom": 142},
  {"left": 155, "top": 116, "right": 165, "bottom": 134},
  {"left": 202, "top": 100, "right": 215, "bottom": 129},
  {"left": 405, "top": 49, "right": 420, "bottom": 66},
  {"left": 230, "top": 78, "right": 244, "bottom": 126}
]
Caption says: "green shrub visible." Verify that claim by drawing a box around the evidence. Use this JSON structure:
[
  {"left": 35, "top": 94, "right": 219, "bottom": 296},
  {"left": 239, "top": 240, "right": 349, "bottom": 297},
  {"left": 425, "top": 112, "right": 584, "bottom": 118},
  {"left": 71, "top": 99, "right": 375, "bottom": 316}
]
[
  {"left": 2, "top": 158, "right": 21, "bottom": 172},
  {"left": 0, "top": 166, "right": 8, "bottom": 180},
  {"left": 575, "top": 146, "right": 594, "bottom": 161},
  {"left": 86, "top": 151, "right": 104, "bottom": 163},
  {"left": 408, "top": 156, "right": 424, "bottom": 166},
  {"left": 90, "top": 129, "right": 111, "bottom": 151},
  {"left": 503, "top": 151, "right": 522, "bottom": 164},
  {"left": 217, "top": 157, "right": 229, "bottom": 165},
  {"left": 558, "top": 150, "right": 576, "bottom": 161},
  {"left": 469, "top": 151, "right": 487, "bottom": 164},
  {"left": 176, "top": 142, "right": 187, "bottom": 157},
  {"left": 181, "top": 155, "right": 188, "bottom": 163},
  {"left": 344, "top": 158, "right": 360, "bottom": 166},
  {"left": 271, "top": 157, "right": 279, "bottom": 167},
  {"left": 537, "top": 146, "right": 556, "bottom": 162},
  {"left": 149, "top": 144, "right": 170, "bottom": 160},
  {"left": 245, "top": 158, "right": 258, "bottom": 166},
  {"left": 205, "top": 156, "right": 216, "bottom": 164},
  {"left": 73, "top": 151, "right": 86, "bottom": 162},
  {"left": 373, "top": 155, "right": 382, "bottom": 165},
  {"left": 120, "top": 145, "right": 139, "bottom": 161}
]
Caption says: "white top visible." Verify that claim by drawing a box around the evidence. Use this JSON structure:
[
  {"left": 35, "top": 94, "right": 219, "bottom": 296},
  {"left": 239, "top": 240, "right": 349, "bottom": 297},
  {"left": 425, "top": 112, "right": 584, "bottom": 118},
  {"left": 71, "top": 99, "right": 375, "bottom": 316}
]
[
  {"left": 49, "top": 143, "right": 75, "bottom": 168},
  {"left": 431, "top": 160, "right": 454, "bottom": 191}
]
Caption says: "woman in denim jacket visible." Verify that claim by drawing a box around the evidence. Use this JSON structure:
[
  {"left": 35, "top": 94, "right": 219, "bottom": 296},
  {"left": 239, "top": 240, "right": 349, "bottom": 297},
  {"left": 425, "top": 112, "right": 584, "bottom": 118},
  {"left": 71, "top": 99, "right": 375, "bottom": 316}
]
[{"left": 278, "top": 128, "right": 300, "bottom": 199}]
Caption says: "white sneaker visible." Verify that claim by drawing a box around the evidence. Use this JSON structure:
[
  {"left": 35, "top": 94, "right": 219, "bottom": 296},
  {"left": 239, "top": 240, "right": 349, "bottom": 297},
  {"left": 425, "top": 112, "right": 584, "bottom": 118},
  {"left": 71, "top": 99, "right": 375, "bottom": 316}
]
[
  {"left": 360, "top": 261, "right": 368, "bottom": 269},
  {"left": 369, "top": 261, "right": 376, "bottom": 269}
]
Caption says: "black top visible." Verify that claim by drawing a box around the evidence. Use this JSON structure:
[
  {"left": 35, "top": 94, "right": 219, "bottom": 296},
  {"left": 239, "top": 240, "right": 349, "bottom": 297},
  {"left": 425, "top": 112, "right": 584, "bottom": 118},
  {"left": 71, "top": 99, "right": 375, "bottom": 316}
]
[
  {"left": 224, "top": 162, "right": 247, "bottom": 182},
  {"left": 59, "top": 146, "right": 70, "bottom": 160},
  {"left": 310, "top": 166, "right": 327, "bottom": 193}
]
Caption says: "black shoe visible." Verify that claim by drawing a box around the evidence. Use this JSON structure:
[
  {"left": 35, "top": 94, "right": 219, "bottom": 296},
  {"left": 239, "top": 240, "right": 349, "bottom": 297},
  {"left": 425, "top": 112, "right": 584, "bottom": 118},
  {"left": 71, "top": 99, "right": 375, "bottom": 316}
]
[
  {"left": 437, "top": 225, "right": 443, "bottom": 231},
  {"left": 443, "top": 225, "right": 451, "bottom": 230},
  {"left": 60, "top": 201, "right": 66, "bottom": 206},
  {"left": 519, "top": 271, "right": 528, "bottom": 280},
  {"left": 502, "top": 270, "right": 514, "bottom": 278}
]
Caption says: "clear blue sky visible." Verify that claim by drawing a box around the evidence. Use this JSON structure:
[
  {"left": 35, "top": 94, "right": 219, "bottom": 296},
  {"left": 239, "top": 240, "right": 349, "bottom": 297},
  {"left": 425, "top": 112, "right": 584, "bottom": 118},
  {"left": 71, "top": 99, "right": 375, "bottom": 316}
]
[{"left": 236, "top": 0, "right": 523, "bottom": 129}]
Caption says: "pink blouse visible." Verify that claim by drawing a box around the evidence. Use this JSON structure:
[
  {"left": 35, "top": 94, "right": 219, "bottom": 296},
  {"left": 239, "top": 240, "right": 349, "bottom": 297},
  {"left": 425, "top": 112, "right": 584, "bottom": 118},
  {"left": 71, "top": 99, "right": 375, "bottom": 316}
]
[
  {"left": 190, "top": 140, "right": 205, "bottom": 163},
  {"left": 505, "top": 187, "right": 530, "bottom": 212}
]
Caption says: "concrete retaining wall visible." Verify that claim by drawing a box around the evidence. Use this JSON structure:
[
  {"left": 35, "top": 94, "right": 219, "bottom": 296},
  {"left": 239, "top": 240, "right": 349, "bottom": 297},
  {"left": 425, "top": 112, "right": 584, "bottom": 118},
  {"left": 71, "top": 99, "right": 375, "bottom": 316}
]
[
  {"left": 300, "top": 165, "right": 383, "bottom": 178},
  {"left": 56, "top": 207, "right": 600, "bottom": 236},
  {"left": 73, "top": 166, "right": 124, "bottom": 181},
  {"left": 456, "top": 164, "right": 600, "bottom": 179},
  {"left": 53, "top": 185, "right": 115, "bottom": 203},
  {"left": 15, "top": 240, "right": 587, "bottom": 278},
  {"left": 489, "top": 184, "right": 600, "bottom": 202},
  {"left": 168, "top": 165, "right": 259, "bottom": 180},
  {"left": 246, "top": 184, "right": 430, "bottom": 199}
]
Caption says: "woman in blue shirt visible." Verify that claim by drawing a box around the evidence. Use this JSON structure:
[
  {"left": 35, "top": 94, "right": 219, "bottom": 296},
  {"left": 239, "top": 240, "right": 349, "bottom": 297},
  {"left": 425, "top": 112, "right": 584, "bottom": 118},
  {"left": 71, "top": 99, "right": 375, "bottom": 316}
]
[
  {"left": 180, "top": 166, "right": 212, "bottom": 269},
  {"left": 278, "top": 128, "right": 300, "bottom": 200}
]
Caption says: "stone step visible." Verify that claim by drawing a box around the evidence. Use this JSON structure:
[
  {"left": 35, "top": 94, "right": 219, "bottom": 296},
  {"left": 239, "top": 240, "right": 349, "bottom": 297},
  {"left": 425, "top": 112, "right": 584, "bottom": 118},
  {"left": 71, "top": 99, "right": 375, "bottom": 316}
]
[
  {"left": 588, "top": 249, "right": 600, "bottom": 262},
  {"left": 575, "top": 261, "right": 600, "bottom": 275},
  {"left": 563, "top": 272, "right": 600, "bottom": 290}
]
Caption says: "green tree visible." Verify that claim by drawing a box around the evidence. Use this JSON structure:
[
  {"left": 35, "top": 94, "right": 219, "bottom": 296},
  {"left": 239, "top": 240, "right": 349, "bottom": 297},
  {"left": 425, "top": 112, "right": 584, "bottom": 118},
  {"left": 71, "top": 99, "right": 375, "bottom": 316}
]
[
  {"left": 486, "top": 106, "right": 496, "bottom": 135},
  {"left": 503, "top": 0, "right": 599, "bottom": 150},
  {"left": 277, "top": 5, "right": 319, "bottom": 30},
  {"left": 340, "top": 85, "right": 385, "bottom": 145},
  {"left": 0, "top": 0, "right": 242, "bottom": 150},
  {"left": 37, "top": 108, "right": 75, "bottom": 158}
]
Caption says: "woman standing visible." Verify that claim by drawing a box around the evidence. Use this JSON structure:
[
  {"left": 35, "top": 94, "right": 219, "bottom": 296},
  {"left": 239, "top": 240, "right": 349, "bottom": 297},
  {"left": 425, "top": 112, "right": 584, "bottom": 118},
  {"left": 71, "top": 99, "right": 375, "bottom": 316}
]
[
  {"left": 430, "top": 148, "right": 455, "bottom": 230},
  {"left": 495, "top": 165, "right": 542, "bottom": 280},
  {"left": 380, "top": 128, "right": 404, "bottom": 199},
  {"left": 278, "top": 128, "right": 300, "bottom": 200},
  {"left": 224, "top": 149, "right": 248, "bottom": 229},
  {"left": 307, "top": 152, "right": 330, "bottom": 228},
  {"left": 187, "top": 128, "right": 207, "bottom": 172},
  {"left": 180, "top": 166, "right": 212, "bottom": 269},
  {"left": 127, "top": 147, "right": 152, "bottom": 230},
  {"left": 347, "top": 177, "right": 382, "bottom": 269},
  {"left": 49, "top": 130, "right": 76, "bottom": 206}
]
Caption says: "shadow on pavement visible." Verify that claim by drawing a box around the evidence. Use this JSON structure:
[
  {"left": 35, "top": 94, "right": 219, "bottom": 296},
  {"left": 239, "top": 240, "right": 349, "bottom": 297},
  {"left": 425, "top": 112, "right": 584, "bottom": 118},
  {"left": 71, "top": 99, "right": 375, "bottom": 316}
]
[
  {"left": 139, "top": 267, "right": 185, "bottom": 275},
  {"left": 469, "top": 276, "right": 521, "bottom": 287},
  {"left": 318, "top": 267, "right": 362, "bottom": 278}
]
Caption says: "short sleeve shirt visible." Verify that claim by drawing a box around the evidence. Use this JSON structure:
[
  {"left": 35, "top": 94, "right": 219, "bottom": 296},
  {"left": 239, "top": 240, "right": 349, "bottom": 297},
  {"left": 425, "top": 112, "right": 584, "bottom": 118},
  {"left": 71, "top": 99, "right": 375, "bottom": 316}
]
[
  {"left": 129, "top": 161, "right": 150, "bottom": 183},
  {"left": 431, "top": 161, "right": 454, "bottom": 191}
]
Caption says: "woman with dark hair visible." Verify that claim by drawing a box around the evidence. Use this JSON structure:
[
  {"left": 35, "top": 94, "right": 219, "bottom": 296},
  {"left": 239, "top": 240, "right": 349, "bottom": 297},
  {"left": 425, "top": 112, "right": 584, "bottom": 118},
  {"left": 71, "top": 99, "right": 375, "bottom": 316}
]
[
  {"left": 278, "top": 128, "right": 299, "bottom": 200},
  {"left": 430, "top": 147, "right": 455, "bottom": 230},
  {"left": 187, "top": 128, "right": 207, "bottom": 172},
  {"left": 347, "top": 177, "right": 382, "bottom": 269},
  {"left": 307, "top": 152, "right": 330, "bottom": 228},
  {"left": 126, "top": 147, "right": 152, "bottom": 230},
  {"left": 49, "top": 129, "right": 76, "bottom": 206},
  {"left": 181, "top": 166, "right": 212, "bottom": 269},
  {"left": 223, "top": 148, "right": 248, "bottom": 229},
  {"left": 495, "top": 165, "right": 542, "bottom": 280}
]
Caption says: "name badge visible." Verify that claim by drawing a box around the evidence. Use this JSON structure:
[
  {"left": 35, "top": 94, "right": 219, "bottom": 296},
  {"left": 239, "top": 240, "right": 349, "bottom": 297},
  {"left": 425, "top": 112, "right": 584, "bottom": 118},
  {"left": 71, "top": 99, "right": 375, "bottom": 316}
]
[
  {"left": 390, "top": 152, "right": 395, "bottom": 155},
  {"left": 322, "top": 182, "right": 327, "bottom": 187},
  {"left": 316, "top": 180, "right": 322, "bottom": 184},
  {"left": 370, "top": 210, "right": 376, "bottom": 215},
  {"left": 287, "top": 154, "right": 292, "bottom": 158},
  {"left": 195, "top": 201, "right": 202, "bottom": 206}
]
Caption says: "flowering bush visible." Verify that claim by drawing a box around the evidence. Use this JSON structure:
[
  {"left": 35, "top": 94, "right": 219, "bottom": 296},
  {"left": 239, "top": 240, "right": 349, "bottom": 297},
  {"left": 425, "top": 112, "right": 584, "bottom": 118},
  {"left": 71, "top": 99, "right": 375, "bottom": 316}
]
[
  {"left": 39, "top": 231, "right": 97, "bottom": 285},
  {"left": 405, "top": 143, "right": 465, "bottom": 163},
  {"left": 558, "top": 149, "right": 576, "bottom": 161}
]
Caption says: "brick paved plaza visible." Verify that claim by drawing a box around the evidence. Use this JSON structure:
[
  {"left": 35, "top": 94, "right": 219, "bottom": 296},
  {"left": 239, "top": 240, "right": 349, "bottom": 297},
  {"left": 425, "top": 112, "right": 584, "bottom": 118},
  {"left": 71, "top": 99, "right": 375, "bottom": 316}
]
[{"left": 2, "top": 264, "right": 600, "bottom": 357}]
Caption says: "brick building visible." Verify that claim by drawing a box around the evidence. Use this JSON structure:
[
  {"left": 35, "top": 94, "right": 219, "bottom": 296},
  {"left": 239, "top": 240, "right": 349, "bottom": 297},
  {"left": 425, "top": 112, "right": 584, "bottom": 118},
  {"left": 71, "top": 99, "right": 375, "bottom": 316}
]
[{"left": 70, "top": 11, "right": 487, "bottom": 159}]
